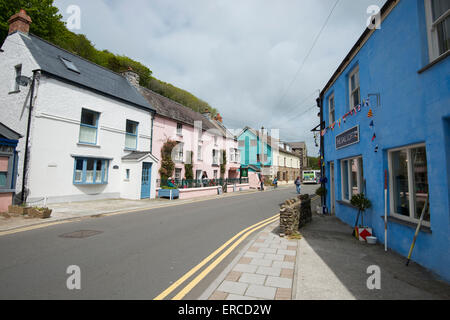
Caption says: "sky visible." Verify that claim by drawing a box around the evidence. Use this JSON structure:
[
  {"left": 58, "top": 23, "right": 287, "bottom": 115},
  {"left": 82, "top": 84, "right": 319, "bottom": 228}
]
[{"left": 55, "top": 0, "right": 386, "bottom": 157}]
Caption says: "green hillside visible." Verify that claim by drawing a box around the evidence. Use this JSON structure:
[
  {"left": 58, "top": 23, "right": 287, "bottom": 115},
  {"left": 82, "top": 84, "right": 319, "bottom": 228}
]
[{"left": 0, "top": 0, "right": 217, "bottom": 117}]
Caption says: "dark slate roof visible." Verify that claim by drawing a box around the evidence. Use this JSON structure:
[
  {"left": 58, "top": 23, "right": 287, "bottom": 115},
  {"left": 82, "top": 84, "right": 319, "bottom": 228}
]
[
  {"left": 0, "top": 122, "right": 22, "bottom": 140},
  {"left": 122, "top": 151, "right": 158, "bottom": 161},
  {"left": 287, "top": 142, "right": 306, "bottom": 150},
  {"left": 19, "top": 33, "right": 153, "bottom": 111},
  {"left": 138, "top": 87, "right": 218, "bottom": 132}
]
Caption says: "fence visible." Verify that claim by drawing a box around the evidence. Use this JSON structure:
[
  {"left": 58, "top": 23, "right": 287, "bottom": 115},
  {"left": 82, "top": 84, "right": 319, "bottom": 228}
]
[{"left": 157, "top": 178, "right": 249, "bottom": 189}]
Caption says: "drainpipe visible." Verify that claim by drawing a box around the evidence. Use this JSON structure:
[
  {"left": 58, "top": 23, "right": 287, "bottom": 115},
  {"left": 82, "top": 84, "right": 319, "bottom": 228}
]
[
  {"left": 317, "top": 95, "right": 325, "bottom": 208},
  {"left": 20, "top": 70, "right": 38, "bottom": 204},
  {"left": 150, "top": 111, "right": 155, "bottom": 153}
]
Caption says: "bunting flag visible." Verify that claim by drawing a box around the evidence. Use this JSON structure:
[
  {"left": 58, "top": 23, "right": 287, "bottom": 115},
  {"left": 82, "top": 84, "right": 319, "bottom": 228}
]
[
  {"left": 372, "top": 133, "right": 377, "bottom": 142},
  {"left": 368, "top": 109, "right": 374, "bottom": 118},
  {"left": 338, "top": 118, "right": 341, "bottom": 128},
  {"left": 365, "top": 98, "right": 370, "bottom": 107},
  {"left": 357, "top": 104, "right": 362, "bottom": 112},
  {"left": 369, "top": 120, "right": 374, "bottom": 128},
  {"left": 375, "top": 145, "right": 379, "bottom": 153}
]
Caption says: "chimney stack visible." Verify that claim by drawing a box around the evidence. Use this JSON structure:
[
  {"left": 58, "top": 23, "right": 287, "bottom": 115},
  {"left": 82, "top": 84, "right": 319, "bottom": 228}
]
[
  {"left": 8, "top": 9, "right": 32, "bottom": 35},
  {"left": 202, "top": 108, "right": 211, "bottom": 119},
  {"left": 121, "top": 67, "right": 140, "bottom": 88}
]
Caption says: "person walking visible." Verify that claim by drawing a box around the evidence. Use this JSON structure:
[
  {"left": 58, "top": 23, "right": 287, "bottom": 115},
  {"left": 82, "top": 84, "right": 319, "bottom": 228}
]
[
  {"left": 259, "top": 174, "right": 265, "bottom": 191},
  {"left": 295, "top": 176, "right": 302, "bottom": 194},
  {"left": 273, "top": 177, "right": 278, "bottom": 189}
]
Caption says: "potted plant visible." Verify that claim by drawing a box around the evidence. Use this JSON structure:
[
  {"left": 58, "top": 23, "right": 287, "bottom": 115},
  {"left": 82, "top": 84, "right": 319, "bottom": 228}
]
[
  {"left": 315, "top": 187, "right": 327, "bottom": 214},
  {"left": 350, "top": 193, "right": 373, "bottom": 241},
  {"left": 27, "top": 207, "right": 52, "bottom": 219}
]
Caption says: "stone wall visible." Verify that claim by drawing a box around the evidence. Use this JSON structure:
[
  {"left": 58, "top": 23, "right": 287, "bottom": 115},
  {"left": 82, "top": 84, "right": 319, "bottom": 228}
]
[{"left": 279, "top": 194, "right": 312, "bottom": 236}]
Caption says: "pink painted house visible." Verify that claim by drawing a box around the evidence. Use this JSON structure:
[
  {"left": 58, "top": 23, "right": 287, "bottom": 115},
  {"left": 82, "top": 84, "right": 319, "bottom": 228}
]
[{"left": 137, "top": 86, "right": 241, "bottom": 184}]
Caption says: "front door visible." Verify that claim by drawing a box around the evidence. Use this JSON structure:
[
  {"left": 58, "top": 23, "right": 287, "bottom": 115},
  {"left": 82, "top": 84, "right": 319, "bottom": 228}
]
[
  {"left": 330, "top": 162, "right": 335, "bottom": 215},
  {"left": 141, "top": 162, "right": 152, "bottom": 199}
]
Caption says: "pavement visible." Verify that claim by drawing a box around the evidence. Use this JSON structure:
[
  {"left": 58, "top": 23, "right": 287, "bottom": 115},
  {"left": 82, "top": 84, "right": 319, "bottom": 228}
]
[
  {"left": 201, "top": 211, "right": 450, "bottom": 300},
  {"left": 200, "top": 221, "right": 298, "bottom": 300}
]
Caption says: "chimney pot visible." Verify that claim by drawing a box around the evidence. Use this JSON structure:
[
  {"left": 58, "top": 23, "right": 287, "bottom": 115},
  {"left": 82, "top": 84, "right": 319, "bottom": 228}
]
[{"left": 8, "top": 9, "right": 32, "bottom": 35}]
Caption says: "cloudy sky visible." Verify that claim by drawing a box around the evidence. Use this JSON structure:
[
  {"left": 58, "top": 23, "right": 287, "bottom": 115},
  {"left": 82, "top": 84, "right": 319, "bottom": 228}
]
[{"left": 55, "top": 0, "right": 386, "bottom": 156}]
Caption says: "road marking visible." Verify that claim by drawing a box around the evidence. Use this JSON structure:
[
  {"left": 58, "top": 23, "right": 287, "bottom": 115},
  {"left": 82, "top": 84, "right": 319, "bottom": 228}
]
[
  {"left": 0, "top": 189, "right": 270, "bottom": 237},
  {"left": 171, "top": 216, "right": 279, "bottom": 300},
  {"left": 0, "top": 220, "right": 75, "bottom": 237},
  {"left": 154, "top": 214, "right": 280, "bottom": 300}
]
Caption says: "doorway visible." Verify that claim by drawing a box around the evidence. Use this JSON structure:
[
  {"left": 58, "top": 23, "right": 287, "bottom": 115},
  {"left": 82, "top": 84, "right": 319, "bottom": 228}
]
[
  {"left": 141, "top": 162, "right": 152, "bottom": 199},
  {"left": 330, "top": 162, "right": 335, "bottom": 215}
]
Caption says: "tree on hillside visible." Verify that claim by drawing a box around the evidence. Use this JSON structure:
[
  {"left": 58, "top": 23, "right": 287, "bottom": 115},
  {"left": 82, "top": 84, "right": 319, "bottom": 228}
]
[
  {"left": 0, "top": 0, "right": 66, "bottom": 45},
  {"left": 308, "top": 157, "right": 320, "bottom": 170},
  {"left": 0, "top": 1, "right": 219, "bottom": 117}
]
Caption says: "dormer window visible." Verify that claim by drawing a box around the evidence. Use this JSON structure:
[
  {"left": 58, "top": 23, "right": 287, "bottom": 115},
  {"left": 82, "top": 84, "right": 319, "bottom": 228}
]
[{"left": 60, "top": 57, "right": 80, "bottom": 73}]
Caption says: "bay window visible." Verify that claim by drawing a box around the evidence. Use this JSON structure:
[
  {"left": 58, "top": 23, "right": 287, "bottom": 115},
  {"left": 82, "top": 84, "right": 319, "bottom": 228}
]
[
  {"left": 79, "top": 109, "right": 99, "bottom": 145},
  {"left": 74, "top": 158, "right": 109, "bottom": 185},
  {"left": 341, "top": 156, "right": 364, "bottom": 202},
  {"left": 389, "top": 144, "right": 430, "bottom": 224}
]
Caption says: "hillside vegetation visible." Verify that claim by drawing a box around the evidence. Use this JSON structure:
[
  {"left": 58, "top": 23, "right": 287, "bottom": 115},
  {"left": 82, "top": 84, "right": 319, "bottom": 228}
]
[{"left": 0, "top": 0, "right": 217, "bottom": 116}]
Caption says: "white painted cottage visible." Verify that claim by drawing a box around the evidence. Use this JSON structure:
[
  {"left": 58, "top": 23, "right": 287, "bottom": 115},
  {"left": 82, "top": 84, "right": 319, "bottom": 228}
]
[{"left": 0, "top": 10, "right": 159, "bottom": 204}]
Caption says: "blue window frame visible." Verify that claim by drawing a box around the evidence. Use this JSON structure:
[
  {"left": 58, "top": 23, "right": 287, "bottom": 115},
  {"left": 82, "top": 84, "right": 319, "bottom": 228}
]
[
  {"left": 125, "top": 120, "right": 139, "bottom": 150},
  {"left": 79, "top": 109, "right": 99, "bottom": 145},
  {"left": 73, "top": 158, "right": 109, "bottom": 185}
]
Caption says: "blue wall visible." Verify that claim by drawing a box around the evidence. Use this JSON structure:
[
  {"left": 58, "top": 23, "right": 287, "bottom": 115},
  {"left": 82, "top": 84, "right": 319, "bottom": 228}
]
[{"left": 322, "top": 0, "right": 450, "bottom": 281}]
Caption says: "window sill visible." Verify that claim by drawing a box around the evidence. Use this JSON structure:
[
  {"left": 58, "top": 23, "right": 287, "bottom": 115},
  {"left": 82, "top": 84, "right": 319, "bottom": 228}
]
[
  {"left": 418, "top": 50, "right": 450, "bottom": 74},
  {"left": 8, "top": 90, "right": 20, "bottom": 95},
  {"left": 337, "top": 200, "right": 358, "bottom": 210},
  {"left": 124, "top": 148, "right": 137, "bottom": 152},
  {"left": 74, "top": 183, "right": 108, "bottom": 186},
  {"left": 77, "top": 143, "right": 100, "bottom": 148},
  {"left": 381, "top": 215, "right": 432, "bottom": 234}
]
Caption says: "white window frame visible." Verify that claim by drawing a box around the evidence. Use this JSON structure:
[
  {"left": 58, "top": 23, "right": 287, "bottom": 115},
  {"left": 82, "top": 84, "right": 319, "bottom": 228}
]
[
  {"left": 212, "top": 149, "right": 219, "bottom": 165},
  {"left": 174, "top": 143, "right": 184, "bottom": 162},
  {"left": 13, "top": 64, "right": 22, "bottom": 92},
  {"left": 329, "top": 93, "right": 335, "bottom": 124},
  {"left": 176, "top": 123, "right": 183, "bottom": 136},
  {"left": 348, "top": 66, "right": 360, "bottom": 110},
  {"left": 388, "top": 143, "right": 430, "bottom": 227},
  {"left": 424, "top": 0, "right": 450, "bottom": 62},
  {"left": 340, "top": 156, "right": 364, "bottom": 202},
  {"left": 197, "top": 145, "right": 203, "bottom": 161}
]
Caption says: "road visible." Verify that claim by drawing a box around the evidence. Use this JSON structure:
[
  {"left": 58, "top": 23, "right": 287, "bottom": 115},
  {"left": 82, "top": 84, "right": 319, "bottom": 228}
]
[{"left": 0, "top": 185, "right": 318, "bottom": 300}]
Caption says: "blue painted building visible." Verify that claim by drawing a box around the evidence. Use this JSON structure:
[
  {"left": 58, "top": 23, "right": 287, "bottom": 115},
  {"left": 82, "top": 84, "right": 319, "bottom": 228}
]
[
  {"left": 238, "top": 127, "right": 274, "bottom": 179},
  {"left": 318, "top": 0, "right": 450, "bottom": 281}
]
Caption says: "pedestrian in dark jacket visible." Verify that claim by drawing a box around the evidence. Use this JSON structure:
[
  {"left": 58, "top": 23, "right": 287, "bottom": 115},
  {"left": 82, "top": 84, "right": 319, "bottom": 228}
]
[{"left": 295, "top": 176, "right": 301, "bottom": 194}]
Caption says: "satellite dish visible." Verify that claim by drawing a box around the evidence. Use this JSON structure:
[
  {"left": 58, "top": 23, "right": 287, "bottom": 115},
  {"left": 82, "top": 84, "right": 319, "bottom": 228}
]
[{"left": 16, "top": 75, "right": 31, "bottom": 87}]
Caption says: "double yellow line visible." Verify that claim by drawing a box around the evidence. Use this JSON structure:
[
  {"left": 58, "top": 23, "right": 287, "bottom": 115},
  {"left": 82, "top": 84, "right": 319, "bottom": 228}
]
[{"left": 154, "top": 213, "right": 280, "bottom": 300}]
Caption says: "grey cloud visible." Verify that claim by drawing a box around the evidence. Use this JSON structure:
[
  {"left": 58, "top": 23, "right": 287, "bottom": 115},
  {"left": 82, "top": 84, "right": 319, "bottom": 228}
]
[{"left": 55, "top": 0, "right": 386, "bottom": 156}]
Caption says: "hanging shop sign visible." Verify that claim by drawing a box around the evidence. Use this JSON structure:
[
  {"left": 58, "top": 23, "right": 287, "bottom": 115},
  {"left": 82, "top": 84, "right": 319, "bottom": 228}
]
[{"left": 336, "top": 125, "right": 360, "bottom": 150}]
